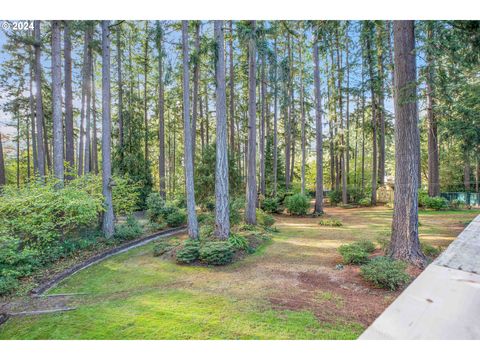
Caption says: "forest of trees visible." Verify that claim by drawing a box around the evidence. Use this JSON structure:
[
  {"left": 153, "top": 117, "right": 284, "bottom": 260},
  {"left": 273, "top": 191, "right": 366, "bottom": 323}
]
[{"left": 0, "top": 20, "right": 479, "bottom": 266}]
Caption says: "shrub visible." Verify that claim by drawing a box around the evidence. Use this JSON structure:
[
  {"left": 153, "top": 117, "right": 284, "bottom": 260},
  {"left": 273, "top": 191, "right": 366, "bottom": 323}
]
[
  {"left": 198, "top": 212, "right": 214, "bottom": 225},
  {"left": 285, "top": 193, "right": 310, "bottom": 215},
  {"left": 199, "top": 224, "right": 215, "bottom": 240},
  {"left": 228, "top": 233, "right": 249, "bottom": 250},
  {"left": 328, "top": 190, "right": 342, "bottom": 205},
  {"left": 153, "top": 242, "right": 175, "bottom": 257},
  {"left": 356, "top": 240, "right": 376, "bottom": 253},
  {"left": 449, "top": 199, "right": 467, "bottom": 210},
  {"left": 166, "top": 210, "right": 187, "bottom": 228},
  {"left": 318, "top": 218, "right": 343, "bottom": 227},
  {"left": 229, "top": 198, "right": 244, "bottom": 225},
  {"left": 338, "top": 243, "right": 370, "bottom": 264},
  {"left": 199, "top": 242, "right": 234, "bottom": 265},
  {"left": 256, "top": 209, "right": 276, "bottom": 227},
  {"left": 421, "top": 242, "right": 442, "bottom": 258},
  {"left": 262, "top": 197, "right": 280, "bottom": 213},
  {"left": 358, "top": 197, "right": 371, "bottom": 207},
  {"left": 114, "top": 216, "right": 142, "bottom": 241},
  {"left": 176, "top": 239, "right": 200, "bottom": 264},
  {"left": 0, "top": 276, "right": 19, "bottom": 296},
  {"left": 418, "top": 191, "right": 448, "bottom": 210},
  {"left": 360, "top": 256, "right": 410, "bottom": 290},
  {"left": 146, "top": 192, "right": 166, "bottom": 221}
]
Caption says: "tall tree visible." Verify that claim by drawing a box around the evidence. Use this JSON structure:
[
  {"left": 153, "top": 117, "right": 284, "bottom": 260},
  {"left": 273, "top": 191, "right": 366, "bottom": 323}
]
[
  {"left": 389, "top": 21, "right": 426, "bottom": 267},
  {"left": 156, "top": 21, "right": 166, "bottom": 199},
  {"left": 84, "top": 25, "right": 93, "bottom": 174},
  {"left": 313, "top": 39, "right": 324, "bottom": 214},
  {"left": 116, "top": 23, "right": 124, "bottom": 157},
  {"left": 101, "top": 20, "right": 115, "bottom": 239},
  {"left": 64, "top": 21, "right": 74, "bottom": 175},
  {"left": 143, "top": 21, "right": 150, "bottom": 175},
  {"left": 91, "top": 58, "right": 99, "bottom": 174},
  {"left": 51, "top": 20, "right": 64, "bottom": 184},
  {"left": 228, "top": 21, "right": 235, "bottom": 156},
  {"left": 272, "top": 36, "right": 279, "bottom": 196},
  {"left": 376, "top": 21, "right": 386, "bottom": 186},
  {"left": 192, "top": 21, "right": 201, "bottom": 163},
  {"left": 245, "top": 20, "right": 257, "bottom": 225},
  {"left": 426, "top": 22, "right": 440, "bottom": 197},
  {"left": 33, "top": 20, "right": 46, "bottom": 179},
  {"left": 182, "top": 20, "right": 199, "bottom": 239},
  {"left": 214, "top": 20, "right": 230, "bottom": 240},
  {"left": 299, "top": 39, "right": 306, "bottom": 195}
]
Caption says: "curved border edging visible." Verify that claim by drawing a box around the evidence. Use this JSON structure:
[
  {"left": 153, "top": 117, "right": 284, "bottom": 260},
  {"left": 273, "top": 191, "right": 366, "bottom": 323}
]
[{"left": 31, "top": 226, "right": 187, "bottom": 296}]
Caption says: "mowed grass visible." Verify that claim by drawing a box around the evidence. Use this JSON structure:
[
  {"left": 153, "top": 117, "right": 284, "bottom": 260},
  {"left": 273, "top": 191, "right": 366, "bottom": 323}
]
[{"left": 0, "top": 207, "right": 477, "bottom": 340}]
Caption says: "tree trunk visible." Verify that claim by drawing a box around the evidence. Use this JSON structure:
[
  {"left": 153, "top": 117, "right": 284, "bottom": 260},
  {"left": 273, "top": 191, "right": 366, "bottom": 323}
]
[
  {"left": 313, "top": 41, "right": 324, "bottom": 214},
  {"left": 192, "top": 22, "right": 201, "bottom": 165},
  {"left": 116, "top": 24, "right": 124, "bottom": 155},
  {"left": 29, "top": 50, "right": 38, "bottom": 176},
  {"left": 157, "top": 22, "right": 166, "bottom": 199},
  {"left": 300, "top": 44, "right": 306, "bottom": 195},
  {"left": 182, "top": 21, "right": 199, "bottom": 239},
  {"left": 336, "top": 29, "right": 347, "bottom": 204},
  {"left": 376, "top": 22, "right": 386, "bottom": 187},
  {"left": 366, "top": 28, "right": 378, "bottom": 205},
  {"left": 245, "top": 20, "right": 257, "bottom": 225},
  {"left": 259, "top": 50, "right": 266, "bottom": 196},
  {"left": 214, "top": 21, "right": 230, "bottom": 240},
  {"left": 78, "top": 28, "right": 91, "bottom": 176},
  {"left": 273, "top": 37, "right": 279, "bottom": 196},
  {"left": 464, "top": 155, "right": 471, "bottom": 191},
  {"left": 52, "top": 20, "right": 65, "bottom": 184},
  {"left": 84, "top": 26, "right": 93, "bottom": 174},
  {"left": 64, "top": 21, "right": 74, "bottom": 176},
  {"left": 101, "top": 20, "right": 115, "bottom": 239},
  {"left": 144, "top": 21, "right": 150, "bottom": 174},
  {"left": 426, "top": 22, "right": 440, "bottom": 197},
  {"left": 92, "top": 58, "right": 99, "bottom": 174},
  {"left": 228, "top": 21, "right": 235, "bottom": 157},
  {"left": 389, "top": 20, "right": 426, "bottom": 268},
  {"left": 16, "top": 112, "right": 20, "bottom": 187},
  {"left": 34, "top": 20, "right": 46, "bottom": 179},
  {"left": 285, "top": 34, "right": 292, "bottom": 190},
  {"left": 346, "top": 27, "right": 350, "bottom": 186}
]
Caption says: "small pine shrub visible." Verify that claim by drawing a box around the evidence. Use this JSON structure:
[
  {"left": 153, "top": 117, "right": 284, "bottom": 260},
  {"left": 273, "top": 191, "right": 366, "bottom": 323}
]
[
  {"left": 356, "top": 240, "right": 376, "bottom": 253},
  {"left": 176, "top": 239, "right": 200, "bottom": 264},
  {"left": 166, "top": 210, "right": 187, "bottom": 228},
  {"left": 358, "top": 197, "right": 371, "bottom": 207},
  {"left": 0, "top": 276, "right": 20, "bottom": 296},
  {"left": 338, "top": 243, "right": 370, "bottom": 264},
  {"left": 114, "top": 215, "right": 142, "bottom": 241},
  {"left": 199, "top": 224, "right": 215, "bottom": 240},
  {"left": 262, "top": 197, "right": 280, "bottom": 213},
  {"left": 153, "top": 242, "right": 174, "bottom": 257},
  {"left": 228, "top": 233, "right": 249, "bottom": 250},
  {"left": 256, "top": 209, "right": 276, "bottom": 227},
  {"left": 360, "top": 256, "right": 410, "bottom": 290},
  {"left": 199, "top": 242, "right": 234, "bottom": 265},
  {"left": 421, "top": 242, "right": 442, "bottom": 258},
  {"left": 318, "top": 218, "right": 343, "bottom": 227},
  {"left": 328, "top": 190, "right": 342, "bottom": 205},
  {"left": 146, "top": 192, "right": 166, "bottom": 221},
  {"left": 285, "top": 193, "right": 310, "bottom": 215}
]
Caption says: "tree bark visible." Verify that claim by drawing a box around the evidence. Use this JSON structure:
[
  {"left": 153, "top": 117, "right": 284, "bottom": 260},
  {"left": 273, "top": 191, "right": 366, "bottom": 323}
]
[
  {"left": 259, "top": 49, "right": 266, "bottom": 196},
  {"left": 52, "top": 20, "right": 65, "bottom": 184},
  {"left": 144, "top": 21, "right": 150, "bottom": 174},
  {"left": 192, "top": 21, "right": 201, "bottom": 165},
  {"left": 336, "top": 28, "right": 347, "bottom": 204},
  {"left": 214, "top": 21, "right": 230, "bottom": 240},
  {"left": 29, "top": 49, "right": 38, "bottom": 176},
  {"left": 300, "top": 43, "right": 306, "bottom": 195},
  {"left": 78, "top": 28, "right": 91, "bottom": 176},
  {"left": 116, "top": 24, "right": 124, "bottom": 155},
  {"left": 426, "top": 22, "right": 440, "bottom": 197},
  {"left": 91, "top": 57, "right": 99, "bottom": 174},
  {"left": 182, "top": 21, "right": 199, "bottom": 239},
  {"left": 34, "top": 20, "right": 46, "bottom": 179},
  {"left": 156, "top": 22, "right": 166, "bottom": 199},
  {"left": 376, "top": 22, "right": 386, "bottom": 187},
  {"left": 228, "top": 21, "right": 235, "bottom": 157},
  {"left": 64, "top": 21, "right": 74, "bottom": 176},
  {"left": 84, "top": 26, "right": 93, "bottom": 174},
  {"left": 245, "top": 20, "right": 257, "bottom": 225},
  {"left": 273, "top": 37, "right": 279, "bottom": 196},
  {"left": 389, "top": 20, "right": 426, "bottom": 268},
  {"left": 313, "top": 41, "right": 324, "bottom": 214},
  {"left": 101, "top": 20, "right": 115, "bottom": 239}
]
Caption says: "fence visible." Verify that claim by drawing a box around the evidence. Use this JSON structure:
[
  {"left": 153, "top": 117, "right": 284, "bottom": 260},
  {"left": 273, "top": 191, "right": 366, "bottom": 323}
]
[{"left": 441, "top": 192, "right": 480, "bottom": 206}]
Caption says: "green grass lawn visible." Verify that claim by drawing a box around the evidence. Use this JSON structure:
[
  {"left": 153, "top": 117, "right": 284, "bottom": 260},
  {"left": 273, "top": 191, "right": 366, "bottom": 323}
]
[{"left": 1, "top": 207, "right": 477, "bottom": 340}]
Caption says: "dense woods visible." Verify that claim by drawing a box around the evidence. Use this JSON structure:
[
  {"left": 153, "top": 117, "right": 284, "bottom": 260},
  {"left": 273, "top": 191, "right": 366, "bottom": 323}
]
[{"left": 0, "top": 20, "right": 479, "bottom": 268}]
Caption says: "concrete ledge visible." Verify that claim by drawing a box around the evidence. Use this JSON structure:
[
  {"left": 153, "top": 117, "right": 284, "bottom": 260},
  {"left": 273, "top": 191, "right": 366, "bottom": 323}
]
[{"left": 360, "top": 214, "right": 480, "bottom": 340}]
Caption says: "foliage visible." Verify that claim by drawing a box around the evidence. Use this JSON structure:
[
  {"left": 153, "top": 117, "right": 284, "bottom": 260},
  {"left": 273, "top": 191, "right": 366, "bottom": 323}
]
[
  {"left": 358, "top": 198, "right": 371, "bottom": 207},
  {"left": 360, "top": 256, "right": 410, "bottom": 290},
  {"left": 449, "top": 199, "right": 467, "bottom": 210},
  {"left": 229, "top": 198, "right": 244, "bottom": 225},
  {"left": 356, "top": 240, "right": 376, "bottom": 253},
  {"left": 153, "top": 242, "right": 175, "bottom": 257},
  {"left": 418, "top": 191, "right": 448, "bottom": 210},
  {"left": 166, "top": 209, "right": 187, "bottom": 228},
  {"left": 114, "top": 216, "right": 142, "bottom": 241},
  {"left": 285, "top": 193, "right": 310, "bottom": 215},
  {"left": 421, "top": 242, "right": 442, "bottom": 258},
  {"left": 261, "top": 197, "right": 281, "bottom": 214},
  {"left": 199, "top": 242, "right": 234, "bottom": 266},
  {"left": 338, "top": 243, "right": 370, "bottom": 265},
  {"left": 228, "top": 233, "right": 249, "bottom": 250},
  {"left": 318, "top": 218, "right": 343, "bottom": 227},
  {"left": 146, "top": 192, "right": 166, "bottom": 221},
  {"left": 256, "top": 209, "right": 276, "bottom": 227},
  {"left": 175, "top": 239, "right": 200, "bottom": 264},
  {"left": 328, "top": 190, "right": 342, "bottom": 205}
]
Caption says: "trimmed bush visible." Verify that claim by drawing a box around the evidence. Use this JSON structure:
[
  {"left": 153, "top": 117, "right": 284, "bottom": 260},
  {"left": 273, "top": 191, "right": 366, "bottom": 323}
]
[
  {"left": 285, "top": 193, "right": 310, "bottom": 215},
  {"left": 153, "top": 242, "right": 175, "bottom": 257},
  {"left": 419, "top": 191, "right": 448, "bottom": 210},
  {"left": 328, "top": 190, "right": 342, "bottom": 205},
  {"left": 356, "top": 240, "right": 376, "bottom": 253},
  {"left": 228, "top": 233, "right": 249, "bottom": 250},
  {"left": 114, "top": 216, "right": 142, "bottom": 241},
  {"left": 338, "top": 243, "right": 370, "bottom": 264},
  {"left": 360, "top": 256, "right": 410, "bottom": 290},
  {"left": 358, "top": 197, "right": 371, "bottom": 207},
  {"left": 199, "top": 242, "right": 234, "bottom": 265},
  {"left": 262, "top": 197, "right": 280, "bottom": 213},
  {"left": 166, "top": 210, "right": 187, "bottom": 228},
  {"left": 176, "top": 239, "right": 200, "bottom": 264}
]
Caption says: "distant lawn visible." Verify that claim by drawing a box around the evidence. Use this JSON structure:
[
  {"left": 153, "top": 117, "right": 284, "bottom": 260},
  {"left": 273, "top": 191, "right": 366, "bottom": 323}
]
[{"left": 1, "top": 207, "right": 477, "bottom": 340}]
